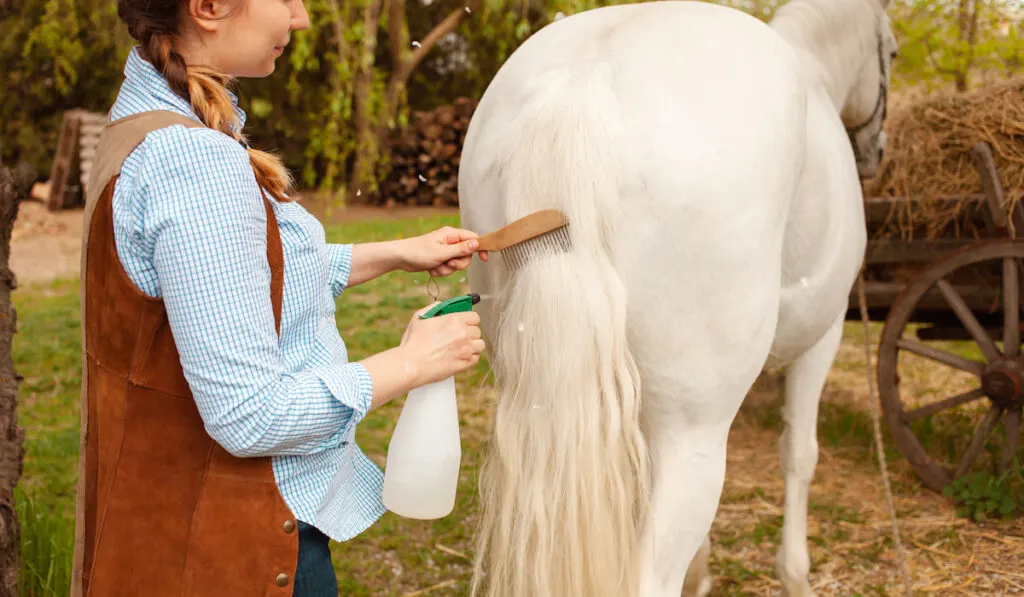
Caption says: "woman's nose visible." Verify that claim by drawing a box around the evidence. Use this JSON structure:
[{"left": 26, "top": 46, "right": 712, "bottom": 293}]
[{"left": 291, "top": 0, "right": 310, "bottom": 30}]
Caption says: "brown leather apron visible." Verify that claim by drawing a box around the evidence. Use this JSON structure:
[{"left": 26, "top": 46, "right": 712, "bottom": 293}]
[{"left": 70, "top": 111, "right": 299, "bottom": 597}]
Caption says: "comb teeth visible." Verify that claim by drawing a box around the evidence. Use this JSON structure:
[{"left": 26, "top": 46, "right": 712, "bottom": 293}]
[{"left": 501, "top": 224, "right": 572, "bottom": 272}]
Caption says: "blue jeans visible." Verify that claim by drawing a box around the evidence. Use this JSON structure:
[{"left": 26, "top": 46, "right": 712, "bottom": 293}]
[{"left": 293, "top": 521, "right": 338, "bottom": 596}]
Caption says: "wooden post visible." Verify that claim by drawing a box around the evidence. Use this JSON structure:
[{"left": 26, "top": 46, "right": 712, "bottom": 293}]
[
  {"left": 46, "top": 110, "right": 106, "bottom": 211},
  {"left": 0, "top": 162, "right": 28, "bottom": 597},
  {"left": 48, "top": 110, "right": 83, "bottom": 211}
]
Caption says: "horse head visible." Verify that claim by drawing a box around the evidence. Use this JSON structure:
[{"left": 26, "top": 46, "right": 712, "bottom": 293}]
[{"left": 841, "top": 0, "right": 899, "bottom": 179}]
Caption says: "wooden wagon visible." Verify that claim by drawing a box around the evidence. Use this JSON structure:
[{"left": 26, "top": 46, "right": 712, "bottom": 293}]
[{"left": 847, "top": 142, "right": 1023, "bottom": 493}]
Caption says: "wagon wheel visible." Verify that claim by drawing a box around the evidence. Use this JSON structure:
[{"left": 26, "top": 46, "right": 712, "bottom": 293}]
[{"left": 878, "top": 239, "right": 1024, "bottom": 493}]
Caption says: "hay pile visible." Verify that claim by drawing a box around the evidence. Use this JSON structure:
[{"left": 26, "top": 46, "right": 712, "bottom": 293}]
[{"left": 863, "top": 78, "right": 1024, "bottom": 239}]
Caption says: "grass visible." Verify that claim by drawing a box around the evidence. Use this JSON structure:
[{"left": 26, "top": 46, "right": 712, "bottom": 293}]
[
  {"left": 16, "top": 486, "right": 73, "bottom": 597},
  {"left": 14, "top": 277, "right": 80, "bottom": 597},
  {"left": 9, "top": 210, "right": 1024, "bottom": 596}
]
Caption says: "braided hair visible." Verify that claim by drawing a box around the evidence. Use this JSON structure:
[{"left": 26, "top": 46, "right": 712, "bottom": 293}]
[{"left": 117, "top": 0, "right": 294, "bottom": 202}]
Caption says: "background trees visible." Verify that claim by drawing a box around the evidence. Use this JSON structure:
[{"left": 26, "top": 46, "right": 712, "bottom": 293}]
[{"left": 2, "top": 0, "right": 1022, "bottom": 206}]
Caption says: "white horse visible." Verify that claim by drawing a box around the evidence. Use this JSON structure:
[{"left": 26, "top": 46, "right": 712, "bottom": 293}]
[{"left": 457, "top": 1, "right": 897, "bottom": 596}]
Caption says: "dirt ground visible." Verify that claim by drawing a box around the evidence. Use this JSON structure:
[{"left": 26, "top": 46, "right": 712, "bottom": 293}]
[
  {"left": 722, "top": 377, "right": 1024, "bottom": 596},
  {"left": 12, "top": 200, "right": 85, "bottom": 285},
  {"left": 12, "top": 197, "right": 1024, "bottom": 595}
]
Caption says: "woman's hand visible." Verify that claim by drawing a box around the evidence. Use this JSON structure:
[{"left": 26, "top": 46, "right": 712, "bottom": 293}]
[
  {"left": 399, "top": 226, "right": 489, "bottom": 277},
  {"left": 360, "top": 302, "right": 486, "bottom": 410},
  {"left": 397, "top": 303, "right": 486, "bottom": 386}
]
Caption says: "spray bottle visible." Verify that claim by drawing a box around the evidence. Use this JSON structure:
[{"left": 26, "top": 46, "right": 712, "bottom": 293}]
[{"left": 382, "top": 293, "right": 481, "bottom": 519}]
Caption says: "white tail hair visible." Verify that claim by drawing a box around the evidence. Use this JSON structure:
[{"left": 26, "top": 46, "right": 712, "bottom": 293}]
[{"left": 470, "top": 59, "right": 651, "bottom": 597}]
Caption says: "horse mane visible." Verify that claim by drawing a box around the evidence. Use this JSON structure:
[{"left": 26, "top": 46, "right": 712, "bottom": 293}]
[
  {"left": 772, "top": 0, "right": 884, "bottom": 47},
  {"left": 770, "top": 0, "right": 886, "bottom": 105}
]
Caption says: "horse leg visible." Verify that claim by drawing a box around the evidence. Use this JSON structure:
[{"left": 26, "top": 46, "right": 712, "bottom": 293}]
[
  {"left": 776, "top": 314, "right": 844, "bottom": 597},
  {"left": 680, "top": 535, "right": 712, "bottom": 597},
  {"left": 638, "top": 422, "right": 730, "bottom": 597}
]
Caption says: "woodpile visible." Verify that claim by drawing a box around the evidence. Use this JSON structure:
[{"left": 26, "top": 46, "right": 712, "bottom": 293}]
[{"left": 373, "top": 97, "right": 478, "bottom": 207}]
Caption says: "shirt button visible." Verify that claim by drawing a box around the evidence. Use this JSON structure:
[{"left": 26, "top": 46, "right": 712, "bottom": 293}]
[
  {"left": 275, "top": 573, "right": 290, "bottom": 587},
  {"left": 283, "top": 519, "right": 296, "bottom": 533}
]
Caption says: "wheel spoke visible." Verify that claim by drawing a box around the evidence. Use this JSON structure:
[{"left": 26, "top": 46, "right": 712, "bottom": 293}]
[
  {"left": 954, "top": 404, "right": 1003, "bottom": 479},
  {"left": 1001, "top": 409, "right": 1021, "bottom": 475},
  {"left": 902, "top": 387, "right": 987, "bottom": 423},
  {"left": 1003, "top": 258, "right": 1020, "bottom": 357},
  {"left": 936, "top": 278, "right": 1002, "bottom": 363},
  {"left": 896, "top": 338, "right": 985, "bottom": 376}
]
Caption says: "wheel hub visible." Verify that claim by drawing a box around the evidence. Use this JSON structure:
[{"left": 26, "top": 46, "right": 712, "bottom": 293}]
[{"left": 982, "top": 359, "right": 1024, "bottom": 409}]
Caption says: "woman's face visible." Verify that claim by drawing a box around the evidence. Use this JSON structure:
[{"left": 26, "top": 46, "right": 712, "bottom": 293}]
[{"left": 185, "top": 0, "right": 309, "bottom": 77}]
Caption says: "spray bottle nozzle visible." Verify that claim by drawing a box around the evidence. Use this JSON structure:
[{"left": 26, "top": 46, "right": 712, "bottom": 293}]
[{"left": 420, "top": 293, "right": 481, "bottom": 319}]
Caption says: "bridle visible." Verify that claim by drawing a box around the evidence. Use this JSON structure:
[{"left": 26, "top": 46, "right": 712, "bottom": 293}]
[{"left": 845, "top": 32, "right": 889, "bottom": 162}]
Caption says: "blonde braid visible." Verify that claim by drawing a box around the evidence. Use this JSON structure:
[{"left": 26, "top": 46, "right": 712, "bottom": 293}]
[{"left": 145, "top": 32, "right": 294, "bottom": 202}]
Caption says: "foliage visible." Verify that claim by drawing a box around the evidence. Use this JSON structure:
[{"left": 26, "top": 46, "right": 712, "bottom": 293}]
[
  {"left": 3, "top": 0, "right": 1024, "bottom": 197},
  {"left": 237, "top": 0, "right": 361, "bottom": 190},
  {"left": 891, "top": 0, "right": 1024, "bottom": 90},
  {"left": 0, "top": 0, "right": 131, "bottom": 176},
  {"left": 942, "top": 458, "right": 1024, "bottom": 522}
]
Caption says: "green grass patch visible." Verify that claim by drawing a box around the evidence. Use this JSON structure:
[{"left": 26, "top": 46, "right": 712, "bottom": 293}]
[
  {"left": 713, "top": 558, "right": 770, "bottom": 595},
  {"left": 16, "top": 485, "right": 74, "bottom": 597},
  {"left": 13, "top": 277, "right": 81, "bottom": 597}
]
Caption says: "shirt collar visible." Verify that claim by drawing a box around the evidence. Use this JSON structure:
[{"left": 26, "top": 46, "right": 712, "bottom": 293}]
[{"left": 119, "top": 46, "right": 247, "bottom": 130}]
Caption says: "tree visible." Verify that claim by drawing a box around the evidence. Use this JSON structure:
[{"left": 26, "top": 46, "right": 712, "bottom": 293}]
[
  {"left": 236, "top": 0, "right": 497, "bottom": 203},
  {"left": 5, "top": 0, "right": 1024, "bottom": 205},
  {"left": 0, "top": 0, "right": 130, "bottom": 179},
  {"left": 0, "top": 162, "right": 28, "bottom": 597},
  {"left": 348, "top": 0, "right": 484, "bottom": 203},
  {"left": 891, "top": 0, "right": 1024, "bottom": 91}
]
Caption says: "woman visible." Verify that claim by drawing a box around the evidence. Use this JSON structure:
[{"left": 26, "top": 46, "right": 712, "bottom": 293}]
[{"left": 71, "top": 0, "right": 487, "bottom": 595}]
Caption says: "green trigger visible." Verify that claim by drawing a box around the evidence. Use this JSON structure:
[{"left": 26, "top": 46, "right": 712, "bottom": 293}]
[{"left": 419, "top": 293, "right": 481, "bottom": 319}]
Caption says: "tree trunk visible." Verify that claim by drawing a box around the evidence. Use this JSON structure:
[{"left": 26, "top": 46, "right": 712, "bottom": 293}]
[
  {"left": 348, "top": 0, "right": 384, "bottom": 205},
  {"left": 365, "top": 0, "right": 482, "bottom": 202},
  {"left": 955, "top": 0, "right": 981, "bottom": 91},
  {"left": 347, "top": 0, "right": 481, "bottom": 205},
  {"left": 323, "top": 0, "right": 352, "bottom": 194},
  {"left": 0, "top": 163, "right": 28, "bottom": 597},
  {"left": 378, "top": 0, "right": 481, "bottom": 140},
  {"left": 386, "top": 0, "right": 410, "bottom": 72}
]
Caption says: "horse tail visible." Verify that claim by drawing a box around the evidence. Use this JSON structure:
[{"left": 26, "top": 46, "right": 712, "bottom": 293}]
[{"left": 471, "top": 61, "right": 650, "bottom": 597}]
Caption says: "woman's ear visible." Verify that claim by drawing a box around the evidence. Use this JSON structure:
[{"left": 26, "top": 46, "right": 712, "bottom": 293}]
[{"left": 187, "top": 0, "right": 232, "bottom": 33}]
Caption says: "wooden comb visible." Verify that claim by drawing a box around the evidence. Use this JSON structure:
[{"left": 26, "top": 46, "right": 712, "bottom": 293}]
[{"left": 476, "top": 209, "right": 571, "bottom": 271}]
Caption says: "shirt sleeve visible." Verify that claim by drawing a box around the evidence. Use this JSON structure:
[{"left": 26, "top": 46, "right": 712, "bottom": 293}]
[
  {"left": 134, "top": 127, "right": 374, "bottom": 458},
  {"left": 326, "top": 243, "right": 354, "bottom": 297}
]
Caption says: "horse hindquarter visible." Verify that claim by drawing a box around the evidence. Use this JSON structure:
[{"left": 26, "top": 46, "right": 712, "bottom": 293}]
[{"left": 458, "top": 4, "right": 811, "bottom": 596}]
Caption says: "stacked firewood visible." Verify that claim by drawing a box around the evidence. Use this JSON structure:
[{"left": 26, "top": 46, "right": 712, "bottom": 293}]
[{"left": 374, "top": 96, "right": 478, "bottom": 207}]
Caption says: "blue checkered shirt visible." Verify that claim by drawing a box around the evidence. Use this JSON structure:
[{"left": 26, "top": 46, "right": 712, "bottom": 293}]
[{"left": 105, "top": 47, "right": 385, "bottom": 541}]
